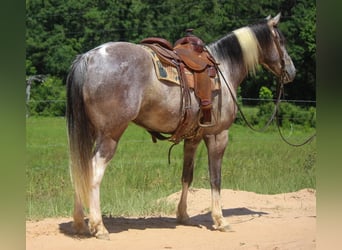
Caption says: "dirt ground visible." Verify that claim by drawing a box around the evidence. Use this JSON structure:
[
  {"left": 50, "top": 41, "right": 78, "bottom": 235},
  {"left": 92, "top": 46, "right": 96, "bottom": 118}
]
[{"left": 26, "top": 188, "right": 316, "bottom": 250}]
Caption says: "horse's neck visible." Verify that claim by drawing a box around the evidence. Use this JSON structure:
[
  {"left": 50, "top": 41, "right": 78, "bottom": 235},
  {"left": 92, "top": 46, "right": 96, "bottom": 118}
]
[
  {"left": 208, "top": 27, "right": 261, "bottom": 91},
  {"left": 222, "top": 61, "right": 248, "bottom": 89},
  {"left": 209, "top": 52, "right": 248, "bottom": 93}
]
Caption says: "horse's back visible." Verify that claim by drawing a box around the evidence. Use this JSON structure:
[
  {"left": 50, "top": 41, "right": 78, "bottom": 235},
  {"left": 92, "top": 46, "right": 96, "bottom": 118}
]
[{"left": 83, "top": 42, "right": 153, "bottom": 90}]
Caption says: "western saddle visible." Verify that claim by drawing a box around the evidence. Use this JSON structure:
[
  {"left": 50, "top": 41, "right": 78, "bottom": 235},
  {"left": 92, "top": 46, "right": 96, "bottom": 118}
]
[{"left": 141, "top": 29, "right": 219, "bottom": 143}]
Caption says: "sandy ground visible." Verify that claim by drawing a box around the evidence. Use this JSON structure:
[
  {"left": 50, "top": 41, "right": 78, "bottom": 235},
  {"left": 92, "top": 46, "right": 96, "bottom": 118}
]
[{"left": 26, "top": 188, "right": 316, "bottom": 250}]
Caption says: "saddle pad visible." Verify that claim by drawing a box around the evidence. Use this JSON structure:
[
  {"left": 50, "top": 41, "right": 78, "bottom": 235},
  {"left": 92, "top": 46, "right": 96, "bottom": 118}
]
[{"left": 141, "top": 45, "right": 220, "bottom": 90}]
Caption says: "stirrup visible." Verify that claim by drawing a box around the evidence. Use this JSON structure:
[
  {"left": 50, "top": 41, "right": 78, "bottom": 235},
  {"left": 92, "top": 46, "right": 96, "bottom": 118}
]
[{"left": 198, "top": 110, "right": 216, "bottom": 127}]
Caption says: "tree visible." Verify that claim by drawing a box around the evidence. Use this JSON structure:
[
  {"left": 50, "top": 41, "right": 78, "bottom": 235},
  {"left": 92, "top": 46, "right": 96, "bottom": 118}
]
[
  {"left": 281, "top": 0, "right": 316, "bottom": 104},
  {"left": 27, "top": 76, "right": 66, "bottom": 117},
  {"left": 26, "top": 0, "right": 316, "bottom": 115}
]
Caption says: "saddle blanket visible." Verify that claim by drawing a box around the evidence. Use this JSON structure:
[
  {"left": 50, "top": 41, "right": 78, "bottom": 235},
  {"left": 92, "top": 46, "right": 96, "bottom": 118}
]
[{"left": 141, "top": 45, "right": 220, "bottom": 90}]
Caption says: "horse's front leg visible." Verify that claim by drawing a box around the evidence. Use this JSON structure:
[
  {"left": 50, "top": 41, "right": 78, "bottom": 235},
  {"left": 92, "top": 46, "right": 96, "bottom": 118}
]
[
  {"left": 88, "top": 138, "right": 117, "bottom": 240},
  {"left": 203, "top": 131, "right": 231, "bottom": 231},
  {"left": 177, "top": 137, "right": 202, "bottom": 224}
]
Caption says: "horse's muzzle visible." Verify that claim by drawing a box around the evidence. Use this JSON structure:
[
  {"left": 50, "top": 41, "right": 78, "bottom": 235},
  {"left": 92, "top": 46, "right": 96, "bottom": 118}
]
[
  {"left": 282, "top": 59, "right": 296, "bottom": 84},
  {"left": 282, "top": 70, "right": 295, "bottom": 84}
]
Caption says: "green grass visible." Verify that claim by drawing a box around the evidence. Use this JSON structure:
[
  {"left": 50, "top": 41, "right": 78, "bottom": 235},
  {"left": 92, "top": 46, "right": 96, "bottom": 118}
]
[{"left": 26, "top": 117, "right": 316, "bottom": 219}]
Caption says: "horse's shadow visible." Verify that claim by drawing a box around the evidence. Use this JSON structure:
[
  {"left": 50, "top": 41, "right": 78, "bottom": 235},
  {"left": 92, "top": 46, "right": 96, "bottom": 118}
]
[{"left": 59, "top": 207, "right": 268, "bottom": 237}]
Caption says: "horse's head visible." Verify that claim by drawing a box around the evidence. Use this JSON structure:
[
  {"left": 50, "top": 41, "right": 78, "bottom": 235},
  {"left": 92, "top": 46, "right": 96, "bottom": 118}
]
[{"left": 259, "top": 13, "right": 296, "bottom": 84}]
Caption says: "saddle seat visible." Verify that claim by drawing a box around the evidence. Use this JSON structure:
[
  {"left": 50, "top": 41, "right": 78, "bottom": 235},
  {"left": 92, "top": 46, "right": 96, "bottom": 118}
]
[{"left": 141, "top": 32, "right": 216, "bottom": 72}]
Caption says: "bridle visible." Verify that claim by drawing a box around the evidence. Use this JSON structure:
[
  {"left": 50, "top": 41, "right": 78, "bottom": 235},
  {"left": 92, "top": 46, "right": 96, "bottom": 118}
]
[
  {"left": 261, "top": 26, "right": 290, "bottom": 85},
  {"left": 272, "top": 26, "right": 292, "bottom": 84}
]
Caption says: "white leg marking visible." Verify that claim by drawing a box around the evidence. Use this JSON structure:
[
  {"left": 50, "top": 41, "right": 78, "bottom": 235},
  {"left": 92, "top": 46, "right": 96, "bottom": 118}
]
[
  {"left": 88, "top": 152, "right": 110, "bottom": 239},
  {"left": 211, "top": 189, "right": 230, "bottom": 231}
]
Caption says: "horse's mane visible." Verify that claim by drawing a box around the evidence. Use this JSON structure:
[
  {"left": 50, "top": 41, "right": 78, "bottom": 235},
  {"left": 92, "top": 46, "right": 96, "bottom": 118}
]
[
  {"left": 208, "top": 20, "right": 273, "bottom": 76},
  {"left": 233, "top": 27, "right": 259, "bottom": 75}
]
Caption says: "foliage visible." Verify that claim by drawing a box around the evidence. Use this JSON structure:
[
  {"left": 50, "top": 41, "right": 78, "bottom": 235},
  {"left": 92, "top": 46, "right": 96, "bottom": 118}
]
[
  {"left": 258, "top": 86, "right": 273, "bottom": 103},
  {"left": 279, "top": 1, "right": 316, "bottom": 103},
  {"left": 254, "top": 102, "right": 316, "bottom": 128},
  {"left": 26, "top": 0, "right": 316, "bottom": 109},
  {"left": 27, "top": 76, "right": 66, "bottom": 117}
]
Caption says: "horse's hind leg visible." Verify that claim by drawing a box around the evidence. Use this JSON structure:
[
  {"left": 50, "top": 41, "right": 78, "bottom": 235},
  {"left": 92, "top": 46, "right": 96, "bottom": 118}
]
[
  {"left": 88, "top": 136, "right": 119, "bottom": 240},
  {"left": 71, "top": 129, "right": 123, "bottom": 239},
  {"left": 177, "top": 137, "right": 202, "bottom": 224},
  {"left": 203, "top": 131, "right": 231, "bottom": 231}
]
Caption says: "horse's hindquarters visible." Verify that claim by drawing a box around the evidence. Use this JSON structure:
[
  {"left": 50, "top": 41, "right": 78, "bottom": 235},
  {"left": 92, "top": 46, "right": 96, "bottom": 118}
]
[{"left": 81, "top": 42, "right": 158, "bottom": 134}]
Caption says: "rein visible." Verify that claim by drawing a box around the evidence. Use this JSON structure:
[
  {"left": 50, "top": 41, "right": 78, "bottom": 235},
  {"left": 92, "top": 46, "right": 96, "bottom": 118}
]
[
  {"left": 217, "top": 67, "right": 316, "bottom": 147},
  {"left": 274, "top": 84, "right": 317, "bottom": 147},
  {"left": 217, "top": 66, "right": 278, "bottom": 132}
]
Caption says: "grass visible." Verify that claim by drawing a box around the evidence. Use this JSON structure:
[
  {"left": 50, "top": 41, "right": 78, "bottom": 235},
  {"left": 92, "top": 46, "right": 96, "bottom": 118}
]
[{"left": 26, "top": 116, "right": 316, "bottom": 220}]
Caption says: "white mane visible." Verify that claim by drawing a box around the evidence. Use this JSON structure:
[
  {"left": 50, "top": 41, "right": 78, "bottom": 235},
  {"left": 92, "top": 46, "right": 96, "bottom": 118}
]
[{"left": 233, "top": 27, "right": 260, "bottom": 75}]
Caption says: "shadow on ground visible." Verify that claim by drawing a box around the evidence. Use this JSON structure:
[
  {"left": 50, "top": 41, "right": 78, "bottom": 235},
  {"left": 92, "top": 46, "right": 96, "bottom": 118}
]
[{"left": 59, "top": 207, "right": 268, "bottom": 237}]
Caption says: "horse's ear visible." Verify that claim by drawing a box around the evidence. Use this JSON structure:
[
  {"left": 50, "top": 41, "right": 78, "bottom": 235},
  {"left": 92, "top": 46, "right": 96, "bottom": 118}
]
[{"left": 271, "top": 13, "right": 281, "bottom": 26}]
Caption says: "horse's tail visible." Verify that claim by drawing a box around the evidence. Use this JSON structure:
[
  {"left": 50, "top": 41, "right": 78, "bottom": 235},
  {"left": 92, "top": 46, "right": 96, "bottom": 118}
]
[{"left": 66, "top": 54, "right": 93, "bottom": 207}]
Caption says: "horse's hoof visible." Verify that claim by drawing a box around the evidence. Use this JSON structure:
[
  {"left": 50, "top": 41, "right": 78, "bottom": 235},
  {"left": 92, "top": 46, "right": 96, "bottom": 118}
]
[
  {"left": 176, "top": 214, "right": 190, "bottom": 225},
  {"left": 96, "top": 232, "right": 110, "bottom": 240},
  {"left": 72, "top": 222, "right": 90, "bottom": 236},
  {"left": 216, "top": 224, "right": 233, "bottom": 232}
]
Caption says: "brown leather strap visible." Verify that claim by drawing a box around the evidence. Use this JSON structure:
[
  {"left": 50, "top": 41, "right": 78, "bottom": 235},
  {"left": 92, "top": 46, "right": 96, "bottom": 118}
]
[
  {"left": 169, "top": 62, "right": 193, "bottom": 143},
  {"left": 194, "top": 69, "right": 212, "bottom": 105}
]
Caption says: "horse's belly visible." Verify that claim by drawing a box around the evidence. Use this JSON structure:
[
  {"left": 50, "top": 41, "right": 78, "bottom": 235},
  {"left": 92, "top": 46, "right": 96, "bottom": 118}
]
[{"left": 133, "top": 105, "right": 183, "bottom": 133}]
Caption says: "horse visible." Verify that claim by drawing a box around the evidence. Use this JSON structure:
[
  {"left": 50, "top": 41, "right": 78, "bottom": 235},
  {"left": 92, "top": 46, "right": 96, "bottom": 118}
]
[{"left": 66, "top": 13, "right": 295, "bottom": 239}]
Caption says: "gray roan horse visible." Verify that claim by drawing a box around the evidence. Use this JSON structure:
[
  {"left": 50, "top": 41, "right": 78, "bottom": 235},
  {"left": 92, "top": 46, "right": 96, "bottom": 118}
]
[{"left": 66, "top": 13, "right": 295, "bottom": 239}]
